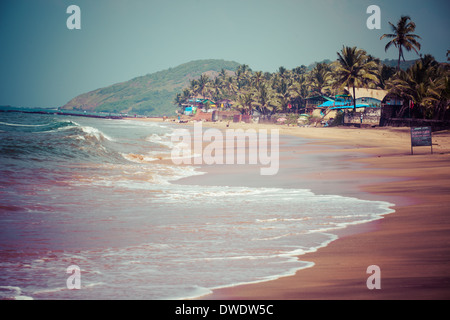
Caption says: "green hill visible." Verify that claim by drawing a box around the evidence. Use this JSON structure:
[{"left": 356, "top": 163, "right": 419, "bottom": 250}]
[{"left": 61, "top": 59, "right": 241, "bottom": 116}]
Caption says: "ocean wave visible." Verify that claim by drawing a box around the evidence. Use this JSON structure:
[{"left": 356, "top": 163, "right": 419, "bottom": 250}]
[
  {"left": 0, "top": 118, "right": 123, "bottom": 164},
  {"left": 145, "top": 133, "right": 174, "bottom": 148},
  {"left": 0, "top": 119, "right": 77, "bottom": 133},
  {"left": 121, "top": 153, "right": 161, "bottom": 163},
  {"left": 79, "top": 125, "right": 115, "bottom": 142},
  {"left": 0, "top": 121, "right": 50, "bottom": 127},
  {"left": 0, "top": 286, "right": 34, "bottom": 300}
]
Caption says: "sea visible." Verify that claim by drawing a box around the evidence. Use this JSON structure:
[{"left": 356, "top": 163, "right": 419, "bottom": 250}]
[{"left": 0, "top": 111, "right": 394, "bottom": 300}]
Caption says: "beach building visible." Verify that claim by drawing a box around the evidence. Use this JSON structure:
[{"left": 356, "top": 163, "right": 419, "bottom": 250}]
[
  {"left": 379, "top": 93, "right": 405, "bottom": 124},
  {"left": 347, "top": 87, "right": 388, "bottom": 107},
  {"left": 311, "top": 88, "right": 390, "bottom": 126},
  {"left": 343, "top": 88, "right": 388, "bottom": 126},
  {"left": 181, "top": 97, "right": 217, "bottom": 115},
  {"left": 312, "top": 94, "right": 353, "bottom": 122},
  {"left": 305, "top": 95, "right": 329, "bottom": 114}
]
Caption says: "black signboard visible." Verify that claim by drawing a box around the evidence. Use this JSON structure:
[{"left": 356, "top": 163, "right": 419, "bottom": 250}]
[{"left": 411, "top": 127, "right": 432, "bottom": 154}]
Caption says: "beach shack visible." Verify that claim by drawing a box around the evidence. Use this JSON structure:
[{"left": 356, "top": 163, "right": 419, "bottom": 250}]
[
  {"left": 305, "top": 95, "right": 329, "bottom": 114},
  {"left": 342, "top": 88, "right": 388, "bottom": 126},
  {"left": 182, "top": 106, "right": 197, "bottom": 116},
  {"left": 379, "top": 93, "right": 405, "bottom": 125},
  {"left": 347, "top": 87, "right": 387, "bottom": 108},
  {"left": 310, "top": 88, "right": 389, "bottom": 126},
  {"left": 312, "top": 94, "right": 352, "bottom": 122},
  {"left": 181, "top": 97, "right": 218, "bottom": 116}
]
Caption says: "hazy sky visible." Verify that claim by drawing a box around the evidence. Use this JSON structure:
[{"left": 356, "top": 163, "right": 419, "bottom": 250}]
[{"left": 1, "top": 0, "right": 449, "bottom": 108}]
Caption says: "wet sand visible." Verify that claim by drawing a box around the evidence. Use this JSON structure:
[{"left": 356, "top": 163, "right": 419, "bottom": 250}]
[
  {"left": 130, "top": 117, "right": 450, "bottom": 299},
  {"left": 201, "top": 123, "right": 450, "bottom": 300}
]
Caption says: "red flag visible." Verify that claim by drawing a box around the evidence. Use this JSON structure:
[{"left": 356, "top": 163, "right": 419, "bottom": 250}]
[{"left": 409, "top": 100, "right": 414, "bottom": 109}]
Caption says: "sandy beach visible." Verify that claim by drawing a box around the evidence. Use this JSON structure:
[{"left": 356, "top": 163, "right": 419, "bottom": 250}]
[
  {"left": 127, "top": 117, "right": 450, "bottom": 299},
  {"left": 210, "top": 122, "right": 450, "bottom": 300}
]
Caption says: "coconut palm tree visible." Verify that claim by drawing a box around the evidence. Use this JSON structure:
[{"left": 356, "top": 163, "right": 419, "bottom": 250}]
[
  {"left": 235, "top": 64, "right": 252, "bottom": 92},
  {"left": 378, "top": 64, "right": 397, "bottom": 90},
  {"left": 219, "top": 68, "right": 228, "bottom": 82},
  {"left": 209, "top": 77, "right": 224, "bottom": 101},
  {"left": 307, "top": 62, "right": 332, "bottom": 96},
  {"left": 292, "top": 65, "right": 307, "bottom": 82},
  {"left": 333, "top": 46, "right": 379, "bottom": 110},
  {"left": 223, "top": 76, "right": 238, "bottom": 99},
  {"left": 188, "top": 79, "right": 199, "bottom": 98},
  {"left": 253, "top": 83, "right": 279, "bottom": 116},
  {"left": 251, "top": 71, "right": 265, "bottom": 90},
  {"left": 277, "top": 66, "right": 288, "bottom": 80},
  {"left": 274, "top": 78, "right": 294, "bottom": 112},
  {"left": 196, "top": 74, "right": 211, "bottom": 99},
  {"left": 386, "top": 55, "right": 441, "bottom": 118},
  {"left": 235, "top": 92, "right": 255, "bottom": 115},
  {"left": 425, "top": 64, "right": 450, "bottom": 120},
  {"left": 380, "top": 15, "right": 421, "bottom": 70},
  {"left": 289, "top": 75, "right": 309, "bottom": 113},
  {"left": 173, "top": 93, "right": 183, "bottom": 108}
]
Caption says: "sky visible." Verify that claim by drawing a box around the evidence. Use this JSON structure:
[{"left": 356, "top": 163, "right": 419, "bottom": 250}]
[{"left": 0, "top": 0, "right": 449, "bottom": 108}]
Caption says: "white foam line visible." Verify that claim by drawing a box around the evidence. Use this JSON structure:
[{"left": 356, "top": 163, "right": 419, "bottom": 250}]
[
  {"left": 0, "top": 121, "right": 48, "bottom": 127},
  {"left": 176, "top": 201, "right": 396, "bottom": 301},
  {"left": 0, "top": 285, "right": 34, "bottom": 300}
]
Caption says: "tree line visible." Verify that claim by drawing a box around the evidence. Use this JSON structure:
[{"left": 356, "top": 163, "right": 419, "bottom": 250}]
[{"left": 174, "top": 16, "right": 449, "bottom": 121}]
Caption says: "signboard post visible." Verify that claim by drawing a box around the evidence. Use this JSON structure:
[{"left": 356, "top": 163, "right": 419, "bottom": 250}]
[{"left": 410, "top": 127, "right": 433, "bottom": 155}]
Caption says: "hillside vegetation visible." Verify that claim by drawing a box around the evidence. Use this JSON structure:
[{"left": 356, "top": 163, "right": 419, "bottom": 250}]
[{"left": 61, "top": 59, "right": 240, "bottom": 116}]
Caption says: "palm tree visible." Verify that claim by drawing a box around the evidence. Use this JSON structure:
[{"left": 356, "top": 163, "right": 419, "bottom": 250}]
[
  {"left": 253, "top": 83, "right": 279, "bottom": 116},
  {"left": 209, "top": 77, "right": 223, "bottom": 101},
  {"left": 188, "top": 79, "right": 199, "bottom": 98},
  {"left": 277, "top": 66, "right": 288, "bottom": 80},
  {"left": 292, "top": 65, "right": 307, "bottom": 82},
  {"left": 307, "top": 62, "right": 332, "bottom": 96},
  {"left": 334, "top": 46, "right": 379, "bottom": 110},
  {"left": 235, "top": 64, "right": 252, "bottom": 92},
  {"left": 380, "top": 15, "right": 421, "bottom": 70},
  {"left": 387, "top": 55, "right": 447, "bottom": 119},
  {"left": 251, "top": 71, "right": 265, "bottom": 90},
  {"left": 223, "top": 76, "right": 238, "bottom": 99},
  {"left": 378, "top": 64, "right": 397, "bottom": 89},
  {"left": 289, "top": 75, "right": 309, "bottom": 113},
  {"left": 235, "top": 92, "right": 255, "bottom": 115},
  {"left": 275, "top": 78, "right": 293, "bottom": 112},
  {"left": 219, "top": 68, "right": 228, "bottom": 82},
  {"left": 173, "top": 93, "right": 183, "bottom": 108},
  {"left": 425, "top": 64, "right": 450, "bottom": 120},
  {"left": 196, "top": 74, "right": 210, "bottom": 99}
]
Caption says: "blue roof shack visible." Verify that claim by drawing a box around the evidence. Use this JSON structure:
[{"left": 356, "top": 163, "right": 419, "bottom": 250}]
[
  {"left": 317, "top": 95, "right": 354, "bottom": 109},
  {"left": 342, "top": 88, "right": 389, "bottom": 126},
  {"left": 312, "top": 89, "right": 389, "bottom": 126},
  {"left": 346, "top": 87, "right": 388, "bottom": 109},
  {"left": 317, "top": 88, "right": 388, "bottom": 110}
]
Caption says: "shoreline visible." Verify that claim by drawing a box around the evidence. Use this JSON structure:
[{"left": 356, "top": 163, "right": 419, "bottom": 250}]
[{"left": 168, "top": 120, "right": 450, "bottom": 300}]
